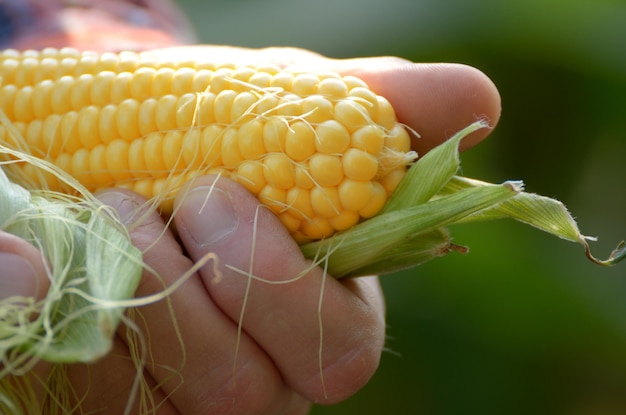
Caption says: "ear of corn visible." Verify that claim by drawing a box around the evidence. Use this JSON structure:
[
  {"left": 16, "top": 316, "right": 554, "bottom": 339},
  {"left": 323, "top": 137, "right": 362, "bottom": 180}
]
[{"left": 0, "top": 47, "right": 416, "bottom": 243}]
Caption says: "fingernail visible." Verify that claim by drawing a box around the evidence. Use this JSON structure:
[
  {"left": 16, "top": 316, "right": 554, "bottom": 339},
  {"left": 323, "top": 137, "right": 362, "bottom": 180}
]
[
  {"left": 0, "top": 252, "right": 39, "bottom": 300},
  {"left": 178, "top": 186, "right": 239, "bottom": 247}
]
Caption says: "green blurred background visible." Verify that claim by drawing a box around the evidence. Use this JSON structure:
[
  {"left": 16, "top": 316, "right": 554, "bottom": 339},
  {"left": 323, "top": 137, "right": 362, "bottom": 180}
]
[{"left": 175, "top": 0, "right": 626, "bottom": 413}]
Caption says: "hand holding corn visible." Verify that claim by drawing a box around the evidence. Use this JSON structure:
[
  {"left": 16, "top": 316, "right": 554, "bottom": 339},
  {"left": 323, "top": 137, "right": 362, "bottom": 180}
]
[{"left": 0, "top": 46, "right": 502, "bottom": 414}]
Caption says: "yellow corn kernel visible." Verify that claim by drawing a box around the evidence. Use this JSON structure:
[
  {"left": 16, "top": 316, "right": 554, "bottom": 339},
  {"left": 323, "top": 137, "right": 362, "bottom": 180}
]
[
  {"left": 359, "top": 181, "right": 387, "bottom": 218},
  {"left": 263, "top": 153, "right": 295, "bottom": 190},
  {"left": 116, "top": 99, "right": 140, "bottom": 140},
  {"left": 263, "top": 118, "right": 287, "bottom": 152},
  {"left": 318, "top": 77, "right": 349, "bottom": 98},
  {"left": 385, "top": 124, "right": 412, "bottom": 153},
  {"left": 236, "top": 161, "right": 266, "bottom": 194},
  {"left": 351, "top": 125, "right": 385, "bottom": 155},
  {"left": 309, "top": 153, "right": 344, "bottom": 187},
  {"left": 328, "top": 210, "right": 360, "bottom": 232},
  {"left": 285, "top": 121, "right": 315, "bottom": 162},
  {"left": 105, "top": 139, "right": 131, "bottom": 181},
  {"left": 302, "top": 95, "right": 333, "bottom": 123},
  {"left": 237, "top": 120, "right": 266, "bottom": 160},
  {"left": 338, "top": 179, "right": 373, "bottom": 211},
  {"left": 286, "top": 187, "right": 315, "bottom": 221},
  {"left": 315, "top": 120, "right": 350, "bottom": 154},
  {"left": 0, "top": 48, "right": 414, "bottom": 241},
  {"left": 220, "top": 128, "right": 242, "bottom": 168},
  {"left": 258, "top": 185, "right": 287, "bottom": 215},
  {"left": 342, "top": 148, "right": 378, "bottom": 181},
  {"left": 311, "top": 186, "right": 342, "bottom": 218}
]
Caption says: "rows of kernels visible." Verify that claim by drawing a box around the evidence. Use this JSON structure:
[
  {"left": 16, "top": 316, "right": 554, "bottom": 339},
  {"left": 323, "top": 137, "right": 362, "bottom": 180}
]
[{"left": 0, "top": 48, "right": 415, "bottom": 241}]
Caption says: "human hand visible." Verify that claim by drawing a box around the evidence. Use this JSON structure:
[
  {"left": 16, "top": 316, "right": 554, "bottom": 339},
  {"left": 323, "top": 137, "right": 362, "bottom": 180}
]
[{"left": 0, "top": 46, "right": 500, "bottom": 414}]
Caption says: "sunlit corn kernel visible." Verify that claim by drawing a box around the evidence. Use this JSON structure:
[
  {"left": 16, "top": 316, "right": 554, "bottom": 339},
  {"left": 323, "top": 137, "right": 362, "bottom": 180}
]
[
  {"left": 128, "top": 137, "right": 150, "bottom": 178},
  {"left": 230, "top": 91, "right": 257, "bottom": 122},
  {"left": 311, "top": 186, "right": 342, "bottom": 218},
  {"left": 129, "top": 67, "right": 156, "bottom": 100},
  {"left": 213, "top": 89, "right": 237, "bottom": 124},
  {"left": 352, "top": 125, "right": 385, "bottom": 154},
  {"left": 220, "top": 128, "right": 242, "bottom": 168},
  {"left": 236, "top": 161, "right": 266, "bottom": 194},
  {"left": 162, "top": 131, "right": 183, "bottom": 171},
  {"left": 342, "top": 148, "right": 378, "bottom": 181},
  {"left": 285, "top": 121, "right": 315, "bottom": 162},
  {"left": 105, "top": 139, "right": 131, "bottom": 181},
  {"left": 195, "top": 92, "right": 215, "bottom": 125},
  {"left": 237, "top": 120, "right": 266, "bottom": 160},
  {"left": 314, "top": 120, "right": 350, "bottom": 154},
  {"left": 380, "top": 167, "right": 406, "bottom": 195},
  {"left": 300, "top": 217, "right": 334, "bottom": 240},
  {"left": 98, "top": 105, "right": 118, "bottom": 144},
  {"left": 175, "top": 93, "right": 197, "bottom": 129},
  {"left": 137, "top": 98, "right": 157, "bottom": 136},
  {"left": 60, "top": 111, "right": 80, "bottom": 153},
  {"left": 338, "top": 179, "right": 373, "bottom": 211},
  {"left": 309, "top": 153, "right": 344, "bottom": 186},
  {"left": 191, "top": 69, "right": 212, "bottom": 92},
  {"left": 116, "top": 99, "right": 140, "bottom": 140},
  {"left": 32, "top": 80, "right": 52, "bottom": 119},
  {"left": 199, "top": 125, "right": 223, "bottom": 167},
  {"left": 278, "top": 212, "right": 302, "bottom": 233},
  {"left": 294, "top": 163, "right": 315, "bottom": 189},
  {"left": 263, "top": 153, "right": 295, "bottom": 189},
  {"left": 302, "top": 95, "right": 333, "bottom": 123},
  {"left": 110, "top": 72, "right": 132, "bottom": 103},
  {"left": 359, "top": 181, "right": 387, "bottom": 218},
  {"left": 318, "top": 77, "right": 348, "bottom": 98},
  {"left": 152, "top": 67, "right": 175, "bottom": 96},
  {"left": 385, "top": 124, "right": 411, "bottom": 152},
  {"left": 335, "top": 99, "right": 371, "bottom": 132},
  {"left": 13, "top": 86, "right": 34, "bottom": 122},
  {"left": 276, "top": 94, "right": 302, "bottom": 117},
  {"left": 258, "top": 185, "right": 287, "bottom": 215},
  {"left": 89, "top": 144, "right": 113, "bottom": 186},
  {"left": 375, "top": 96, "right": 396, "bottom": 129},
  {"left": 286, "top": 187, "right": 315, "bottom": 221},
  {"left": 263, "top": 117, "right": 287, "bottom": 152},
  {"left": 328, "top": 210, "right": 360, "bottom": 231},
  {"left": 171, "top": 67, "right": 196, "bottom": 95},
  {"left": 155, "top": 95, "right": 178, "bottom": 130},
  {"left": 292, "top": 73, "right": 319, "bottom": 95},
  {"left": 42, "top": 114, "right": 62, "bottom": 157},
  {"left": 270, "top": 71, "right": 294, "bottom": 90},
  {"left": 70, "top": 74, "right": 92, "bottom": 110}
]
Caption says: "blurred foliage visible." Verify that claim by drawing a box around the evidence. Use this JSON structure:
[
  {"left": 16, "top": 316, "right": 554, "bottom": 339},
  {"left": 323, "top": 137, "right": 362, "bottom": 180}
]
[{"left": 176, "top": 0, "right": 626, "bottom": 413}]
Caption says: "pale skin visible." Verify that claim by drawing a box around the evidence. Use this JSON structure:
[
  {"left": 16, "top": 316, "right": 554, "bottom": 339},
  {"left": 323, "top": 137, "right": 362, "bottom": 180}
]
[{"left": 0, "top": 46, "right": 501, "bottom": 414}]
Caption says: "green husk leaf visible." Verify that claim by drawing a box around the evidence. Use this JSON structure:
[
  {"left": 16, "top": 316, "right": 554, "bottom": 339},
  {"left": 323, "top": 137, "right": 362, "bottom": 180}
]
[
  {"left": 302, "top": 119, "right": 624, "bottom": 276},
  {"left": 302, "top": 181, "right": 520, "bottom": 278},
  {"left": 0, "top": 167, "right": 142, "bottom": 363},
  {"left": 381, "top": 120, "right": 489, "bottom": 212},
  {"left": 439, "top": 176, "right": 626, "bottom": 266}
]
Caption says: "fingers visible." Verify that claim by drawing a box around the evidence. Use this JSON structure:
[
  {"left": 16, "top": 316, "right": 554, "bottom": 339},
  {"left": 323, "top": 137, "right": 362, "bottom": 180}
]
[
  {"left": 174, "top": 176, "right": 386, "bottom": 404},
  {"left": 0, "top": 231, "right": 49, "bottom": 301},
  {"left": 97, "top": 190, "right": 300, "bottom": 414},
  {"left": 335, "top": 59, "right": 502, "bottom": 154}
]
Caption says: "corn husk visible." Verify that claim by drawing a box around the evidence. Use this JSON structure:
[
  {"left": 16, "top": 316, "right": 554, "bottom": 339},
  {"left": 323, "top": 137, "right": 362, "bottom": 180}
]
[
  {"left": 301, "top": 121, "right": 626, "bottom": 277},
  {"left": 0, "top": 166, "right": 142, "bottom": 365}
]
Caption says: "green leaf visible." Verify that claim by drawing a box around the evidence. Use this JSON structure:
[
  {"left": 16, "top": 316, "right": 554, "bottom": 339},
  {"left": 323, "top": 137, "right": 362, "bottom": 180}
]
[
  {"left": 381, "top": 120, "right": 489, "bottom": 213},
  {"left": 302, "top": 181, "right": 520, "bottom": 278}
]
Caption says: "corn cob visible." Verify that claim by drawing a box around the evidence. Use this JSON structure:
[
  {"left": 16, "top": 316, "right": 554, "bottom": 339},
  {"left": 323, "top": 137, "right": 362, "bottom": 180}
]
[{"left": 0, "top": 47, "right": 416, "bottom": 242}]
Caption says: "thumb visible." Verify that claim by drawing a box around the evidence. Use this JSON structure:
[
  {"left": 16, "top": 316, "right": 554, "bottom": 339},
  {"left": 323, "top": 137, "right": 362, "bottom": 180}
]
[{"left": 0, "top": 231, "right": 49, "bottom": 301}]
